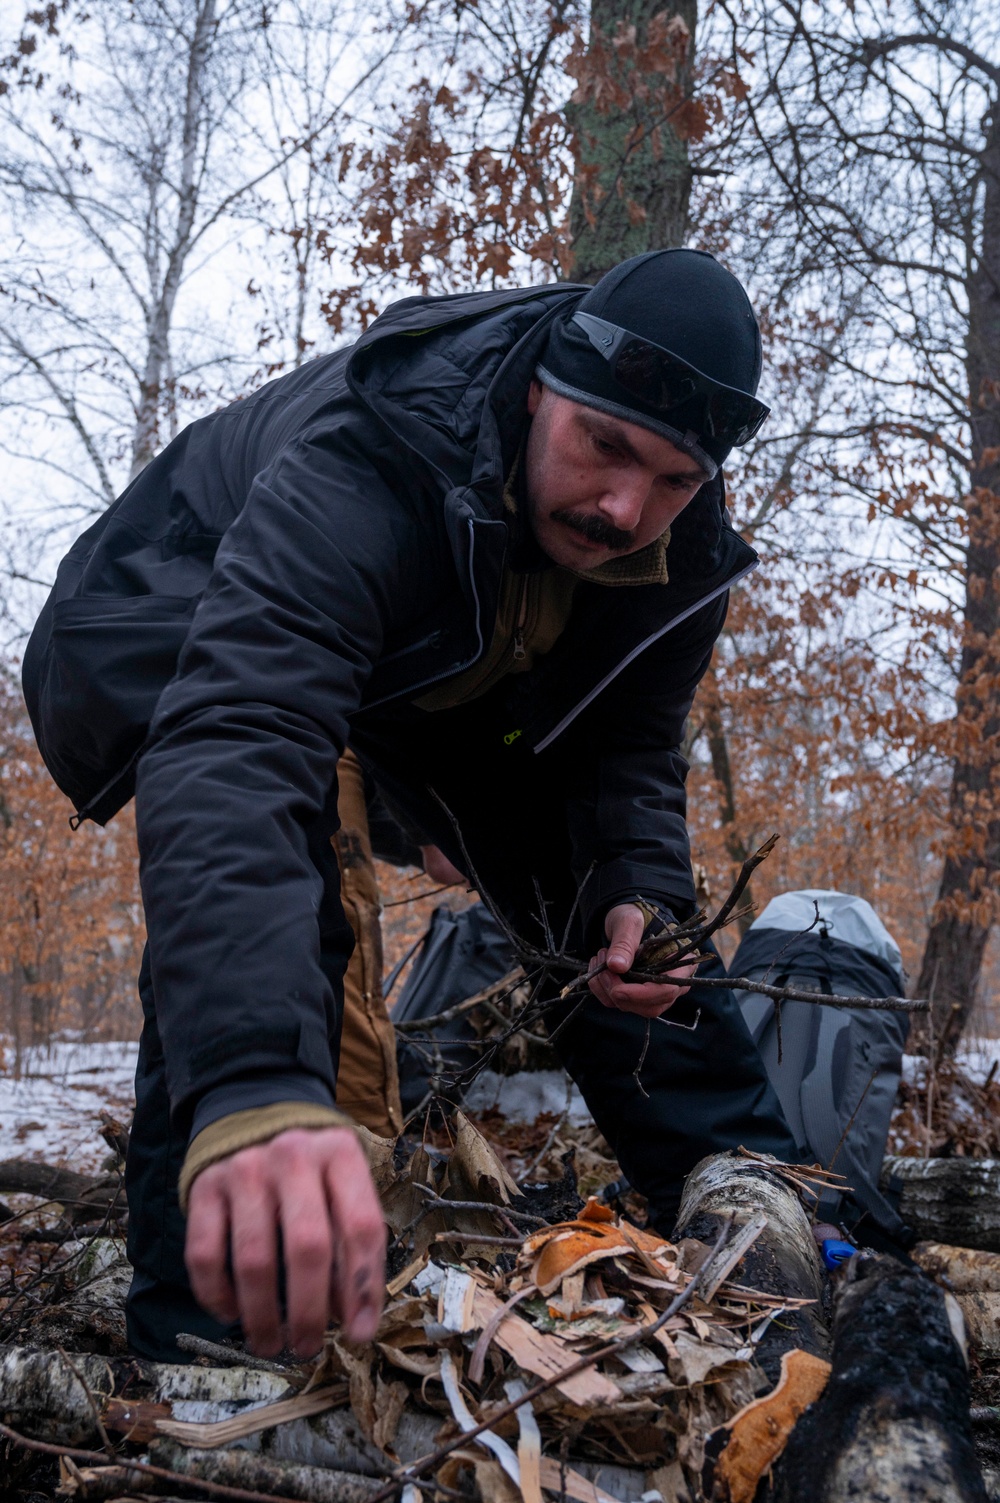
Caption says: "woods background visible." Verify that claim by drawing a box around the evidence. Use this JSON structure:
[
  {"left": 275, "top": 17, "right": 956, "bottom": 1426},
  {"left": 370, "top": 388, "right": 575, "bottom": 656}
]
[{"left": 0, "top": 0, "right": 996, "bottom": 1064}]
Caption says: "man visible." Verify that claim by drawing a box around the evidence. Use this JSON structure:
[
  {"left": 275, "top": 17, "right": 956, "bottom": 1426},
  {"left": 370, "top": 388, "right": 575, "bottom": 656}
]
[{"left": 24, "top": 248, "right": 799, "bottom": 1362}]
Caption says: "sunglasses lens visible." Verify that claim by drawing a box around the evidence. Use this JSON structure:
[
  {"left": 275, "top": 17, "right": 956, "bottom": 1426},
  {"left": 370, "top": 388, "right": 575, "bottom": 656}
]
[
  {"left": 705, "top": 388, "right": 766, "bottom": 444},
  {"left": 613, "top": 341, "right": 699, "bottom": 409}
]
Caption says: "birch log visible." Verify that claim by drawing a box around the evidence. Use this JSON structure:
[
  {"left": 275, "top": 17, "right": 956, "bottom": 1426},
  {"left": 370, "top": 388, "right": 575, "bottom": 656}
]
[
  {"left": 149, "top": 1440, "right": 386, "bottom": 1502},
  {"left": 881, "top": 1158, "right": 1000, "bottom": 1251},
  {"left": 675, "top": 1151, "right": 829, "bottom": 1379}
]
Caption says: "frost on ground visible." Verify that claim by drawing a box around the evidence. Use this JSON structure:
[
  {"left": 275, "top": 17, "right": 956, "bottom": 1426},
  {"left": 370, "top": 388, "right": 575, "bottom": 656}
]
[
  {"left": 0, "top": 1036, "right": 138, "bottom": 1173},
  {"left": 1, "top": 1028, "right": 999, "bottom": 1175}
]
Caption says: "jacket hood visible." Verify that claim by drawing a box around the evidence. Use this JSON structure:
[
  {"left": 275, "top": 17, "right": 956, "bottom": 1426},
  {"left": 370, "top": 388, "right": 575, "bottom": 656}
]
[{"left": 347, "top": 284, "right": 585, "bottom": 501}]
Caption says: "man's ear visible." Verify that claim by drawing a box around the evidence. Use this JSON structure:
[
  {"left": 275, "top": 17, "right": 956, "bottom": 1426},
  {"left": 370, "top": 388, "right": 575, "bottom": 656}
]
[{"left": 527, "top": 378, "right": 543, "bottom": 416}]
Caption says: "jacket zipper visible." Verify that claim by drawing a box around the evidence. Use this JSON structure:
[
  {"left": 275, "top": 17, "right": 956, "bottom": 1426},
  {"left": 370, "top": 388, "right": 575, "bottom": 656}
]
[
  {"left": 512, "top": 577, "right": 529, "bottom": 662},
  {"left": 532, "top": 560, "right": 758, "bottom": 753}
]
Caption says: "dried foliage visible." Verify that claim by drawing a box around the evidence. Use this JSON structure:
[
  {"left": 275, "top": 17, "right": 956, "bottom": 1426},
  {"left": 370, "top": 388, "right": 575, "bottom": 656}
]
[
  {"left": 890, "top": 1057, "right": 1000, "bottom": 1160},
  {"left": 0, "top": 1110, "right": 828, "bottom": 1503},
  {"left": 0, "top": 678, "right": 144, "bottom": 1065}
]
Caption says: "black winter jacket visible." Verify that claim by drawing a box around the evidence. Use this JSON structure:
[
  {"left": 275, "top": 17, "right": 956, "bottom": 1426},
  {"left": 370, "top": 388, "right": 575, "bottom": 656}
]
[{"left": 25, "top": 285, "right": 756, "bottom": 1129}]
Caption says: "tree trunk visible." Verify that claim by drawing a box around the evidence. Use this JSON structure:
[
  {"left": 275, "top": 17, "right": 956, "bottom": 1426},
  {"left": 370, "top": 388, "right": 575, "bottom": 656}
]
[
  {"left": 129, "top": 0, "right": 218, "bottom": 479},
  {"left": 568, "top": 0, "right": 697, "bottom": 283},
  {"left": 702, "top": 670, "right": 755, "bottom": 937},
  {"left": 915, "top": 105, "right": 1000, "bottom": 1057}
]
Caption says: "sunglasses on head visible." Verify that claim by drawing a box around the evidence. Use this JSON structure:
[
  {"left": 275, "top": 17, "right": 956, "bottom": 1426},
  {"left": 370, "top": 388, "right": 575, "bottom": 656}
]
[{"left": 572, "top": 310, "right": 771, "bottom": 447}]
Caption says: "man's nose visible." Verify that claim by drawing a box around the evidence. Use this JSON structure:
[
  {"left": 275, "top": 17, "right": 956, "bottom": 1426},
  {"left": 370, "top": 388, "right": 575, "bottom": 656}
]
[{"left": 598, "top": 479, "right": 649, "bottom": 532}]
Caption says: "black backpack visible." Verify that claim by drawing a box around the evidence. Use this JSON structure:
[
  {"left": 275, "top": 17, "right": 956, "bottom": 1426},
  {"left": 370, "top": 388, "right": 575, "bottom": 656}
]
[{"left": 392, "top": 902, "right": 516, "bottom": 1116}]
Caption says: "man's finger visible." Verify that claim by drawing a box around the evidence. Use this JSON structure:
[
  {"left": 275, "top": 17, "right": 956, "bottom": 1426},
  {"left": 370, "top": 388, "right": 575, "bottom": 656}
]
[
  {"left": 185, "top": 1178, "right": 238, "bottom": 1323},
  {"left": 229, "top": 1157, "right": 281, "bottom": 1356},
  {"left": 277, "top": 1148, "right": 335, "bottom": 1358},
  {"left": 323, "top": 1137, "right": 386, "bottom": 1344},
  {"left": 604, "top": 904, "right": 646, "bottom": 974}
]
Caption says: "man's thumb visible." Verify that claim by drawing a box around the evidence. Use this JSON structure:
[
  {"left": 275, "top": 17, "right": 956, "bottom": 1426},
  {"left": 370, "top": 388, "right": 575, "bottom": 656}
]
[{"left": 605, "top": 904, "right": 642, "bottom": 973}]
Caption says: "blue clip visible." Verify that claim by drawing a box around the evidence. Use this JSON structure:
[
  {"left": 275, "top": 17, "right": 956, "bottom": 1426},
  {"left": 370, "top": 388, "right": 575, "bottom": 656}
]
[{"left": 821, "top": 1238, "right": 855, "bottom": 1271}]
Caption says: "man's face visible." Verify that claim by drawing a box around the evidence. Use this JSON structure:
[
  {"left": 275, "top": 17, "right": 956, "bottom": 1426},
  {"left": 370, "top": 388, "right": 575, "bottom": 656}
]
[{"left": 524, "top": 380, "right": 707, "bottom": 570}]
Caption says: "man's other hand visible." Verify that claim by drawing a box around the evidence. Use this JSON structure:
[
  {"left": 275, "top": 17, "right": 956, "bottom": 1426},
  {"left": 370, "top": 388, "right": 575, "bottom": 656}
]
[
  {"left": 185, "top": 1126, "right": 386, "bottom": 1359},
  {"left": 587, "top": 902, "right": 697, "bottom": 1018}
]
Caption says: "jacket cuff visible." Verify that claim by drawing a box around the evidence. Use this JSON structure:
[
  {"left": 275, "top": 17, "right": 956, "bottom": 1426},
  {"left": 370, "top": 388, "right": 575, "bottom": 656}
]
[
  {"left": 190, "top": 1070, "right": 336, "bottom": 1139},
  {"left": 178, "top": 1102, "right": 356, "bottom": 1213},
  {"left": 583, "top": 884, "right": 693, "bottom": 951}
]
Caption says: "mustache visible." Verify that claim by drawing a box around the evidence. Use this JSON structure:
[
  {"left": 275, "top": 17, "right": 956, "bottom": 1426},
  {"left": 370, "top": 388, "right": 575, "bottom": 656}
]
[{"left": 551, "top": 507, "right": 636, "bottom": 553}]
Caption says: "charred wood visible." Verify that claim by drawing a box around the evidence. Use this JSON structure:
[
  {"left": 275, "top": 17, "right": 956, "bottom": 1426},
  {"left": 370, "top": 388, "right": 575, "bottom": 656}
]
[{"left": 766, "top": 1255, "right": 987, "bottom": 1503}]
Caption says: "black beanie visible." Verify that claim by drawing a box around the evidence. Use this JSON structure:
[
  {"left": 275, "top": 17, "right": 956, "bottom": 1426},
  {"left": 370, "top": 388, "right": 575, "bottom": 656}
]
[{"left": 537, "top": 249, "right": 764, "bottom": 476}]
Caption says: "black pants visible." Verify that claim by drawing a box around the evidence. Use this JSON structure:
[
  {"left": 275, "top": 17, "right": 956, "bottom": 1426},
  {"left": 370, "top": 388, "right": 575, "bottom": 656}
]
[
  {"left": 125, "top": 947, "right": 245, "bottom": 1358},
  {"left": 126, "top": 692, "right": 798, "bottom": 1358}
]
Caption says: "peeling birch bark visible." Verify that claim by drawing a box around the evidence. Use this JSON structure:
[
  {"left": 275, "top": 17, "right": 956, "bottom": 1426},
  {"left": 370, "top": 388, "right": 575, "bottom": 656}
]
[
  {"left": 674, "top": 1151, "right": 829, "bottom": 1378},
  {"left": 914, "top": 1242, "right": 1000, "bottom": 1293}
]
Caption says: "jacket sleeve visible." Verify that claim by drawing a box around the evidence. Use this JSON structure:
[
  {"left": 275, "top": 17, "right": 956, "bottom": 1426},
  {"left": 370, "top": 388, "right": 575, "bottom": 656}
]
[
  {"left": 565, "top": 591, "right": 728, "bottom": 943},
  {"left": 135, "top": 426, "right": 419, "bottom": 1130}
]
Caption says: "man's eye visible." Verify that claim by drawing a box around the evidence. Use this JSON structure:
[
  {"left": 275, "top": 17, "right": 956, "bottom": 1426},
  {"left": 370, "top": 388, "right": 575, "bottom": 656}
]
[{"left": 592, "top": 435, "right": 619, "bottom": 457}]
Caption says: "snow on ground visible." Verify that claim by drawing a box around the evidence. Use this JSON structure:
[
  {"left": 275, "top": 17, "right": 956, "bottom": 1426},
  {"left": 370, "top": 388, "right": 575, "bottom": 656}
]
[
  {"left": 0, "top": 1036, "right": 138, "bottom": 1174},
  {"left": 463, "top": 1068, "right": 593, "bottom": 1126},
  {"left": 900, "top": 1037, "right": 1000, "bottom": 1087},
  {"left": 2, "top": 1029, "right": 1000, "bottom": 1176}
]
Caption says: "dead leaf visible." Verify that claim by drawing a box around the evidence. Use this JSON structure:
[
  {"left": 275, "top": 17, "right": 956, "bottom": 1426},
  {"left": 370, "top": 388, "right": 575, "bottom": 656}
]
[
  {"left": 333, "top": 1336, "right": 377, "bottom": 1442},
  {"left": 449, "top": 1111, "right": 521, "bottom": 1204},
  {"left": 668, "top": 1329, "right": 747, "bottom": 1387},
  {"left": 355, "top": 1124, "right": 397, "bottom": 1195},
  {"left": 372, "top": 1373, "right": 409, "bottom": 1453},
  {"left": 711, "top": 1347, "right": 831, "bottom": 1502},
  {"left": 473, "top": 1458, "right": 522, "bottom": 1503}
]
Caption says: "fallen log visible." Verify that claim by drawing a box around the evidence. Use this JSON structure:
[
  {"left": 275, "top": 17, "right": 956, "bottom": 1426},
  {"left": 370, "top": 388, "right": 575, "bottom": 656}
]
[
  {"left": 765, "top": 1255, "right": 988, "bottom": 1503},
  {"left": 674, "top": 1151, "right": 829, "bottom": 1380},
  {"left": 0, "top": 1159, "right": 124, "bottom": 1221},
  {"left": 914, "top": 1242, "right": 1000, "bottom": 1293},
  {"left": 149, "top": 1440, "right": 386, "bottom": 1502},
  {"left": 881, "top": 1158, "right": 1000, "bottom": 1251}
]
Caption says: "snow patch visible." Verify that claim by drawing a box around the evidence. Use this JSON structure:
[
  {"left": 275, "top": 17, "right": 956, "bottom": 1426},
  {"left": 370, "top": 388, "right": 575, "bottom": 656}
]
[{"left": 0, "top": 1036, "right": 138, "bottom": 1173}]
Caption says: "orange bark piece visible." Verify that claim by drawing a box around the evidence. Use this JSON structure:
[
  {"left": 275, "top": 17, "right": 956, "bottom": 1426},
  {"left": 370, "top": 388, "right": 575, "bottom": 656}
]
[
  {"left": 713, "top": 1348, "right": 832, "bottom": 1503},
  {"left": 531, "top": 1224, "right": 634, "bottom": 1295},
  {"left": 578, "top": 1196, "right": 616, "bottom": 1223},
  {"left": 526, "top": 1202, "right": 679, "bottom": 1294}
]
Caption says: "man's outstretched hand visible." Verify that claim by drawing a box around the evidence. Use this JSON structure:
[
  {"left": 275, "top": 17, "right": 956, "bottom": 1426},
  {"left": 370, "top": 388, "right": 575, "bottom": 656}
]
[
  {"left": 185, "top": 1126, "right": 386, "bottom": 1359},
  {"left": 587, "top": 902, "right": 698, "bottom": 1018}
]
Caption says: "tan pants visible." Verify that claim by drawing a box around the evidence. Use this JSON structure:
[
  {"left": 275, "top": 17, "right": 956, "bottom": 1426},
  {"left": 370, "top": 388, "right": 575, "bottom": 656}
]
[{"left": 332, "top": 748, "right": 403, "bottom": 1138}]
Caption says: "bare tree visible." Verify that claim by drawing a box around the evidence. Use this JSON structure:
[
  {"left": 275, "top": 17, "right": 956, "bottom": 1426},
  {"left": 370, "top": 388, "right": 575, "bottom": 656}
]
[
  {"left": 0, "top": 0, "right": 395, "bottom": 630},
  {"left": 717, "top": 0, "right": 999, "bottom": 1048}
]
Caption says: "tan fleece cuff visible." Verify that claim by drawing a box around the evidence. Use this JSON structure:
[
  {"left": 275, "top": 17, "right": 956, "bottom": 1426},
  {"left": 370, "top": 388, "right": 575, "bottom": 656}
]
[{"left": 178, "top": 1102, "right": 356, "bottom": 1213}]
